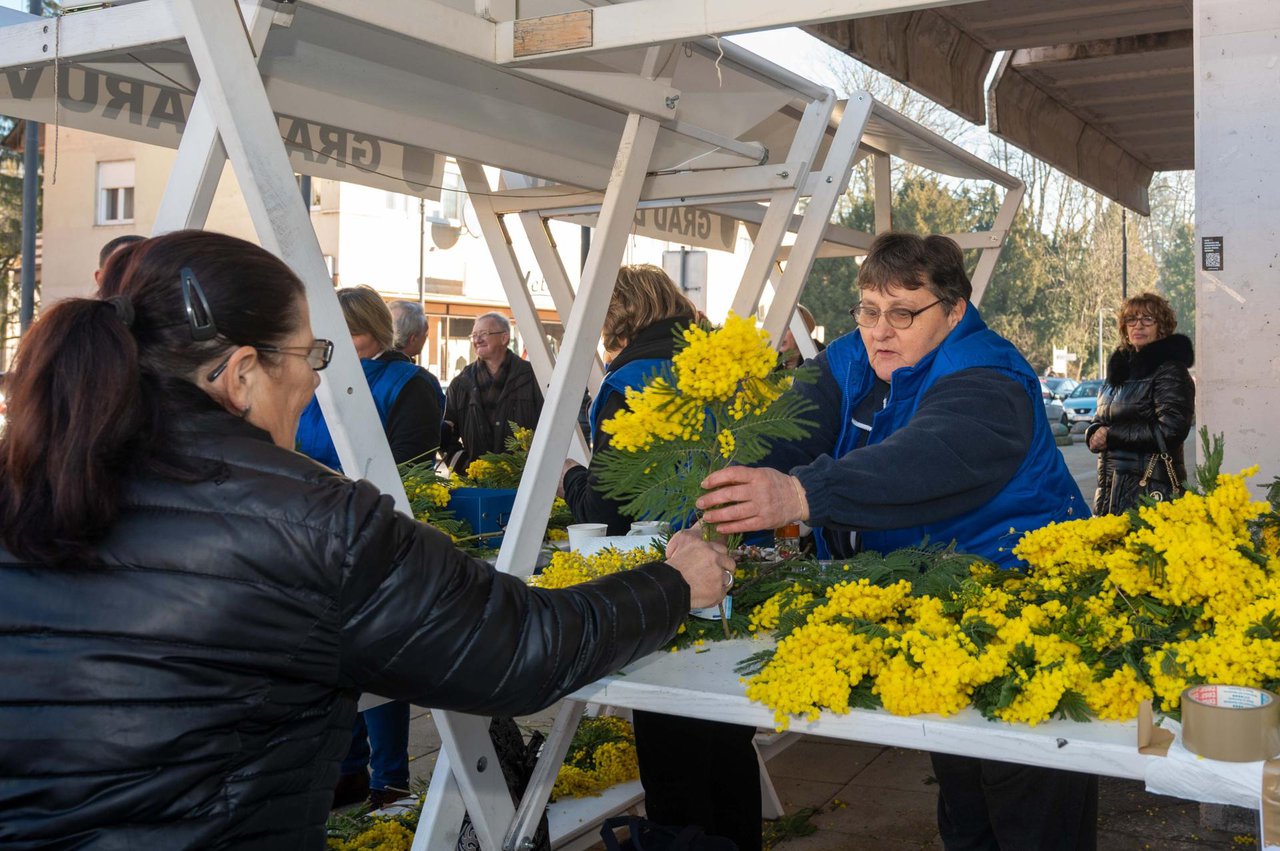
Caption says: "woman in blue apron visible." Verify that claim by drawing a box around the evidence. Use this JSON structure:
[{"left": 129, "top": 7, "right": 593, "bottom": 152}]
[
  {"left": 296, "top": 285, "right": 438, "bottom": 811},
  {"left": 699, "top": 234, "right": 1095, "bottom": 851},
  {"left": 560, "top": 265, "right": 763, "bottom": 851}
]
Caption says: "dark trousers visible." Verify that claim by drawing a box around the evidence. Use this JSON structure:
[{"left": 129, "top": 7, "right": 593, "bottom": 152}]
[
  {"left": 632, "top": 711, "right": 761, "bottom": 851},
  {"left": 930, "top": 753, "right": 1098, "bottom": 851},
  {"left": 340, "top": 701, "right": 411, "bottom": 792}
]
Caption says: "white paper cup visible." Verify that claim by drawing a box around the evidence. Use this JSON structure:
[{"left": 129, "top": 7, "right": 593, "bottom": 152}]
[
  {"left": 628, "top": 521, "right": 667, "bottom": 537},
  {"left": 567, "top": 523, "right": 608, "bottom": 551}
]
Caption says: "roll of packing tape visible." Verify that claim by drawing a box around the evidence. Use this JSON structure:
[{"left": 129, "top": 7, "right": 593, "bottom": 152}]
[{"left": 1181, "top": 685, "right": 1280, "bottom": 763}]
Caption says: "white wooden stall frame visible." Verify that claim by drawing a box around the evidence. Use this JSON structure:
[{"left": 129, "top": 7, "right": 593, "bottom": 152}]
[
  {"left": 0, "top": 2, "right": 1026, "bottom": 848},
  {"left": 466, "top": 95, "right": 1025, "bottom": 848}
]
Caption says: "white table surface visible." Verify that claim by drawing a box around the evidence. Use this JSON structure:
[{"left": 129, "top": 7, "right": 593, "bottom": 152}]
[{"left": 571, "top": 638, "right": 1156, "bottom": 783}]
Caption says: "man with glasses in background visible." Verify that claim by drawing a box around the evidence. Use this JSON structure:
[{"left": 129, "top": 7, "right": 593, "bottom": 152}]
[
  {"left": 443, "top": 312, "right": 543, "bottom": 470},
  {"left": 698, "top": 233, "right": 1095, "bottom": 851}
]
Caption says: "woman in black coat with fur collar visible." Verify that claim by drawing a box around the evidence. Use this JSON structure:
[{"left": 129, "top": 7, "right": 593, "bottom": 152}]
[{"left": 1085, "top": 292, "right": 1195, "bottom": 515}]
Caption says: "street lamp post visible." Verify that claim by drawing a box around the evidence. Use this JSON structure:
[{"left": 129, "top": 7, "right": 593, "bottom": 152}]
[
  {"left": 18, "top": 0, "right": 41, "bottom": 334},
  {"left": 1097, "top": 309, "right": 1110, "bottom": 380}
]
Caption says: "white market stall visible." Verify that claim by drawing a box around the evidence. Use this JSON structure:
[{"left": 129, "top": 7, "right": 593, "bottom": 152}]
[{"left": 10, "top": 2, "right": 1261, "bottom": 850}]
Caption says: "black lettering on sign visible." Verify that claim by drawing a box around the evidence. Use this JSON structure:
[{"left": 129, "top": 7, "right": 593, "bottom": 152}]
[
  {"left": 633, "top": 209, "right": 646, "bottom": 228},
  {"left": 103, "top": 75, "right": 144, "bottom": 125},
  {"left": 5, "top": 67, "right": 42, "bottom": 100},
  {"left": 147, "top": 87, "right": 187, "bottom": 131},
  {"left": 653, "top": 208, "right": 669, "bottom": 231},
  {"left": 316, "top": 124, "right": 346, "bottom": 164},
  {"left": 57, "top": 65, "right": 98, "bottom": 114},
  {"left": 695, "top": 210, "right": 710, "bottom": 241},
  {"left": 352, "top": 133, "right": 382, "bottom": 172},
  {"left": 681, "top": 209, "right": 696, "bottom": 237},
  {"left": 284, "top": 118, "right": 314, "bottom": 162}
]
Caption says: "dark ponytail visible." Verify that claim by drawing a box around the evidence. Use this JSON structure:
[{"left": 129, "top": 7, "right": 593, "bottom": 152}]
[
  {"left": 0, "top": 230, "right": 305, "bottom": 564},
  {"left": 0, "top": 300, "right": 148, "bottom": 563}
]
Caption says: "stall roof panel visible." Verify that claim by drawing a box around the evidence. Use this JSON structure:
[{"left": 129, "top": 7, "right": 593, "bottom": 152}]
[
  {"left": 806, "top": 0, "right": 1194, "bottom": 213},
  {"left": 0, "top": 0, "right": 1018, "bottom": 214}
]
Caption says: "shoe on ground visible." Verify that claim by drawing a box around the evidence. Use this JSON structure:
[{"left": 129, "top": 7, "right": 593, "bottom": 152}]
[
  {"left": 331, "top": 769, "right": 370, "bottom": 810},
  {"left": 368, "top": 786, "right": 411, "bottom": 811}
]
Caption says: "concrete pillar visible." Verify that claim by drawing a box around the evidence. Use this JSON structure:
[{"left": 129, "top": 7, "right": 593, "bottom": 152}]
[{"left": 1194, "top": 0, "right": 1280, "bottom": 483}]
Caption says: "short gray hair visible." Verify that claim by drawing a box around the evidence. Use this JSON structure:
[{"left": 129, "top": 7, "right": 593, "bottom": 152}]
[
  {"left": 390, "top": 300, "right": 426, "bottom": 350},
  {"left": 474, "top": 312, "right": 511, "bottom": 335}
]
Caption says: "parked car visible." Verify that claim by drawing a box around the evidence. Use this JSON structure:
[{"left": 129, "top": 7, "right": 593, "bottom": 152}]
[
  {"left": 1039, "top": 379, "right": 1068, "bottom": 427},
  {"left": 1063, "top": 379, "right": 1105, "bottom": 431},
  {"left": 1043, "top": 376, "right": 1079, "bottom": 399}
]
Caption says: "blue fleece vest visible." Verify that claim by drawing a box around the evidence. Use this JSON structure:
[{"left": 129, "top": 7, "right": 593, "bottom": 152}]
[
  {"left": 588, "top": 358, "right": 670, "bottom": 438},
  {"left": 823, "top": 306, "right": 1083, "bottom": 567},
  {"left": 295, "top": 358, "right": 420, "bottom": 473}
]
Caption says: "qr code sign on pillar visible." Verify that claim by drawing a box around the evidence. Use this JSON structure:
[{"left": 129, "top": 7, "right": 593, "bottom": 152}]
[{"left": 1202, "top": 236, "right": 1224, "bottom": 271}]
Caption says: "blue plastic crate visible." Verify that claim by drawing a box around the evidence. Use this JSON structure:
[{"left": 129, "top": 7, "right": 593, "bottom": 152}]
[{"left": 447, "top": 487, "right": 517, "bottom": 545}]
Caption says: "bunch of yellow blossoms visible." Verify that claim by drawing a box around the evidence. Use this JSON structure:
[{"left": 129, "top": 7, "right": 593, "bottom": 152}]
[
  {"left": 403, "top": 476, "right": 450, "bottom": 511},
  {"left": 326, "top": 819, "right": 415, "bottom": 851},
  {"left": 603, "top": 377, "right": 706, "bottom": 453},
  {"left": 744, "top": 468, "right": 1280, "bottom": 729},
  {"left": 552, "top": 716, "right": 640, "bottom": 799},
  {"left": 595, "top": 313, "right": 814, "bottom": 530},
  {"left": 528, "top": 545, "right": 664, "bottom": 590},
  {"left": 671, "top": 313, "right": 776, "bottom": 402}
]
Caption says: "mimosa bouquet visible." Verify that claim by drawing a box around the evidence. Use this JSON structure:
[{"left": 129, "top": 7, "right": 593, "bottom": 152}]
[
  {"left": 739, "top": 433, "right": 1280, "bottom": 730},
  {"left": 593, "top": 312, "right": 815, "bottom": 536}
]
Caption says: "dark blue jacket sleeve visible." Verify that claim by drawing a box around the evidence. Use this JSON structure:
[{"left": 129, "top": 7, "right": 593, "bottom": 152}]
[
  {"left": 757, "top": 351, "right": 845, "bottom": 472},
  {"left": 562, "top": 391, "right": 633, "bottom": 536},
  {"left": 789, "top": 368, "right": 1034, "bottom": 531}
]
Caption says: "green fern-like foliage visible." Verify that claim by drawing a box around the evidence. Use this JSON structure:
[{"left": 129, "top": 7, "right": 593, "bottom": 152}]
[{"left": 1194, "top": 427, "right": 1225, "bottom": 494}]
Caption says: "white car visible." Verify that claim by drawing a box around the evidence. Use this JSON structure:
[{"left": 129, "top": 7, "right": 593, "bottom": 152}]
[{"left": 1039, "top": 380, "right": 1067, "bottom": 427}]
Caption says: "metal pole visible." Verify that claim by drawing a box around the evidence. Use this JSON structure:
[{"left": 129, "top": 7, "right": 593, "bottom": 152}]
[
  {"left": 19, "top": 0, "right": 42, "bottom": 332},
  {"left": 1097, "top": 309, "right": 1104, "bottom": 380},
  {"left": 579, "top": 225, "right": 590, "bottom": 273},
  {"left": 1121, "top": 208, "right": 1128, "bottom": 301},
  {"left": 418, "top": 197, "right": 426, "bottom": 304}
]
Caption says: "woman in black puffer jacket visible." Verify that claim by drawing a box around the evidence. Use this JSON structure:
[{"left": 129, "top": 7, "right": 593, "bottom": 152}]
[
  {"left": 0, "top": 231, "right": 732, "bottom": 850},
  {"left": 1086, "top": 292, "right": 1195, "bottom": 515}
]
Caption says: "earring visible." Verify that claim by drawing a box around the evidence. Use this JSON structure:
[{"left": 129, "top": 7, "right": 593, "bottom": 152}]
[{"left": 239, "top": 405, "right": 252, "bottom": 419}]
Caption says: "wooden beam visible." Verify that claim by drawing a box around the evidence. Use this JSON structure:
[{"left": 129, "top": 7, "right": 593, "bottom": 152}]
[
  {"left": 1013, "top": 28, "right": 1192, "bottom": 67},
  {"left": 512, "top": 10, "right": 592, "bottom": 58},
  {"left": 806, "top": 10, "right": 992, "bottom": 124}
]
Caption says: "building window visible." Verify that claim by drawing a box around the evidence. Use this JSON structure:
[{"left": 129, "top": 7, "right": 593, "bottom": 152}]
[
  {"left": 96, "top": 160, "right": 135, "bottom": 225},
  {"left": 97, "top": 161, "right": 135, "bottom": 225}
]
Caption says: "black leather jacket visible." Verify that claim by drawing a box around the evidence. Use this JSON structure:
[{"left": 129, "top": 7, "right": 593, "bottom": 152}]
[
  {"left": 0, "top": 404, "right": 687, "bottom": 849},
  {"left": 1086, "top": 334, "right": 1195, "bottom": 515}
]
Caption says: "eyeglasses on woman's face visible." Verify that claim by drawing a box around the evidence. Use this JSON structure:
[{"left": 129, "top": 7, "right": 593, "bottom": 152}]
[
  {"left": 1124, "top": 315, "right": 1157, "bottom": 328},
  {"left": 258, "top": 339, "right": 335, "bottom": 370},
  {"left": 849, "top": 299, "right": 943, "bottom": 330},
  {"left": 206, "top": 338, "right": 334, "bottom": 382}
]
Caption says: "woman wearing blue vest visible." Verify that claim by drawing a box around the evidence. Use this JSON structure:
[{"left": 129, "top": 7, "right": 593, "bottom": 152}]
[
  {"left": 295, "top": 286, "right": 439, "bottom": 811},
  {"left": 558, "top": 265, "right": 763, "bottom": 850},
  {"left": 699, "top": 234, "right": 1095, "bottom": 850}
]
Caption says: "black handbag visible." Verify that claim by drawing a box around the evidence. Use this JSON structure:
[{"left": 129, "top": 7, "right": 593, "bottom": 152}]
[
  {"left": 456, "top": 718, "right": 550, "bottom": 851},
  {"left": 599, "top": 816, "right": 739, "bottom": 851},
  {"left": 1137, "top": 428, "right": 1182, "bottom": 502}
]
